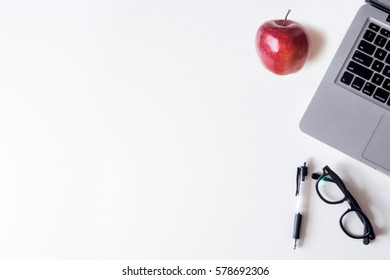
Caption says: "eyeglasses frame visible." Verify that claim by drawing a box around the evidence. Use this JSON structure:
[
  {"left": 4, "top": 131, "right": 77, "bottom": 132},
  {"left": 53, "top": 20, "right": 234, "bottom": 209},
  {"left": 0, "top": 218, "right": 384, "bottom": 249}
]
[{"left": 314, "top": 165, "right": 376, "bottom": 245}]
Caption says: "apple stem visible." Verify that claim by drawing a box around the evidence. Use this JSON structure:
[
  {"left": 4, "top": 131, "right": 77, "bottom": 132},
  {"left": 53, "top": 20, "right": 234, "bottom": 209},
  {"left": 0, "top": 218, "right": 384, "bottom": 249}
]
[{"left": 284, "top": 9, "right": 291, "bottom": 26}]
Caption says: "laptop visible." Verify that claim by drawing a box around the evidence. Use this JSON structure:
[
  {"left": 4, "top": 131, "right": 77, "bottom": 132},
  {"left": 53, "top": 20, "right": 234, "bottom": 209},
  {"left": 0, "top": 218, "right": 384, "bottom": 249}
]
[{"left": 300, "top": 0, "right": 390, "bottom": 176}]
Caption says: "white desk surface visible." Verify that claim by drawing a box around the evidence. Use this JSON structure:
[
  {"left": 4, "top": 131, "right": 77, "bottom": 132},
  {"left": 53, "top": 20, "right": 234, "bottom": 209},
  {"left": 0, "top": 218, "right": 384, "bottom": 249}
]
[{"left": 1, "top": 0, "right": 389, "bottom": 260}]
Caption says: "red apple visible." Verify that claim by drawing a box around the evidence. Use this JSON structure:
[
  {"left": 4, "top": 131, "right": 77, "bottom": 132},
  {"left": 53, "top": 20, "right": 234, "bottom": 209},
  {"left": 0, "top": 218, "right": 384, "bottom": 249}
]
[{"left": 255, "top": 10, "right": 311, "bottom": 75}]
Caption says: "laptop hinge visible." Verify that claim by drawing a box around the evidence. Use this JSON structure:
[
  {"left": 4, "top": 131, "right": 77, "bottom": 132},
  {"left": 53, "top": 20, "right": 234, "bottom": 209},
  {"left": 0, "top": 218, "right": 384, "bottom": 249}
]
[{"left": 367, "top": 0, "right": 390, "bottom": 14}]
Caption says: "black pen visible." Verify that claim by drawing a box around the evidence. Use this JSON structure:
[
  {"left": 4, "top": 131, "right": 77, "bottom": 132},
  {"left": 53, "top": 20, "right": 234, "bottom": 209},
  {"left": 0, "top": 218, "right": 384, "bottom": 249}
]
[{"left": 293, "top": 161, "right": 308, "bottom": 249}]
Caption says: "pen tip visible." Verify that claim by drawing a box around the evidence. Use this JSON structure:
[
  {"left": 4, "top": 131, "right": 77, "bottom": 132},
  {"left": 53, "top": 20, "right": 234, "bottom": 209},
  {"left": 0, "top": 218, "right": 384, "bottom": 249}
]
[{"left": 293, "top": 240, "right": 297, "bottom": 250}]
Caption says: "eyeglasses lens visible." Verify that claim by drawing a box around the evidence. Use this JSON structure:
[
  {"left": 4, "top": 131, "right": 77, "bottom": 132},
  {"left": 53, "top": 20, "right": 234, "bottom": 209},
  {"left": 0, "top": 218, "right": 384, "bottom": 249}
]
[
  {"left": 341, "top": 210, "right": 369, "bottom": 238},
  {"left": 317, "top": 175, "right": 346, "bottom": 203}
]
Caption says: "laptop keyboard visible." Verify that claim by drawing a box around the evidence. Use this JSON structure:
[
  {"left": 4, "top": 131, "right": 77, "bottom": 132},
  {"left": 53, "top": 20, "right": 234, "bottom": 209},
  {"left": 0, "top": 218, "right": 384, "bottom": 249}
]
[{"left": 340, "top": 21, "right": 390, "bottom": 106}]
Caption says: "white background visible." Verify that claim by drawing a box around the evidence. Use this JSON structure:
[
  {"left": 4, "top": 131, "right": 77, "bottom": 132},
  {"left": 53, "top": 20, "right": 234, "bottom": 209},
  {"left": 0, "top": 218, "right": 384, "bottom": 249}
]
[{"left": 0, "top": 0, "right": 389, "bottom": 259}]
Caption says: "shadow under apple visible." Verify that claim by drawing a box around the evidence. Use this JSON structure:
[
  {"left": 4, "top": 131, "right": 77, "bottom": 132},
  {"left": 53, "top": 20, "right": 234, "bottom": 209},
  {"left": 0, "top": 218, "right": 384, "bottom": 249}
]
[{"left": 305, "top": 25, "right": 326, "bottom": 61}]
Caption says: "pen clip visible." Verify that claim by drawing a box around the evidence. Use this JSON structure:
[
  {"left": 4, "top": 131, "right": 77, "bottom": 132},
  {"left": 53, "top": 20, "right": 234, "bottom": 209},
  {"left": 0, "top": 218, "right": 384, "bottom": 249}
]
[
  {"left": 295, "top": 162, "right": 308, "bottom": 196},
  {"left": 295, "top": 167, "right": 300, "bottom": 196}
]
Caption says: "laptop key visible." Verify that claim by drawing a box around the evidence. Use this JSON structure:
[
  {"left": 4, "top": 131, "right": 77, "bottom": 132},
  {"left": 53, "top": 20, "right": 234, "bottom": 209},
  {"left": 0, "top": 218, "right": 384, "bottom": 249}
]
[
  {"left": 347, "top": 61, "right": 373, "bottom": 80},
  {"left": 373, "top": 88, "right": 390, "bottom": 103},
  {"left": 383, "top": 65, "right": 390, "bottom": 77},
  {"left": 353, "top": 50, "right": 373, "bottom": 66},
  {"left": 364, "top": 29, "right": 376, "bottom": 42},
  {"left": 372, "top": 73, "right": 385, "bottom": 85},
  {"left": 374, "top": 48, "right": 388, "bottom": 60},
  {"left": 383, "top": 78, "right": 390, "bottom": 91},
  {"left": 340, "top": 71, "right": 354, "bottom": 85},
  {"left": 374, "top": 35, "right": 387, "bottom": 47},
  {"left": 351, "top": 77, "right": 365, "bottom": 90},
  {"left": 358, "top": 40, "right": 376, "bottom": 55},
  {"left": 363, "top": 82, "right": 376, "bottom": 96},
  {"left": 369, "top": 23, "right": 380, "bottom": 32},
  {"left": 372, "top": 60, "right": 384, "bottom": 72},
  {"left": 380, "top": 28, "right": 390, "bottom": 38}
]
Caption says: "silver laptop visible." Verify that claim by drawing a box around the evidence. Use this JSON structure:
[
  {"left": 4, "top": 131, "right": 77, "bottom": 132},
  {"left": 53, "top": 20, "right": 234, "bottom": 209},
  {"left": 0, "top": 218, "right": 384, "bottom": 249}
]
[{"left": 300, "top": 0, "right": 390, "bottom": 176}]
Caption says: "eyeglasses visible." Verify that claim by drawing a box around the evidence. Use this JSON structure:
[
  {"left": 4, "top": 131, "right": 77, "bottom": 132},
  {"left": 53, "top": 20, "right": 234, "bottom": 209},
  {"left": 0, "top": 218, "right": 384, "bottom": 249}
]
[{"left": 312, "top": 165, "right": 376, "bottom": 245}]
